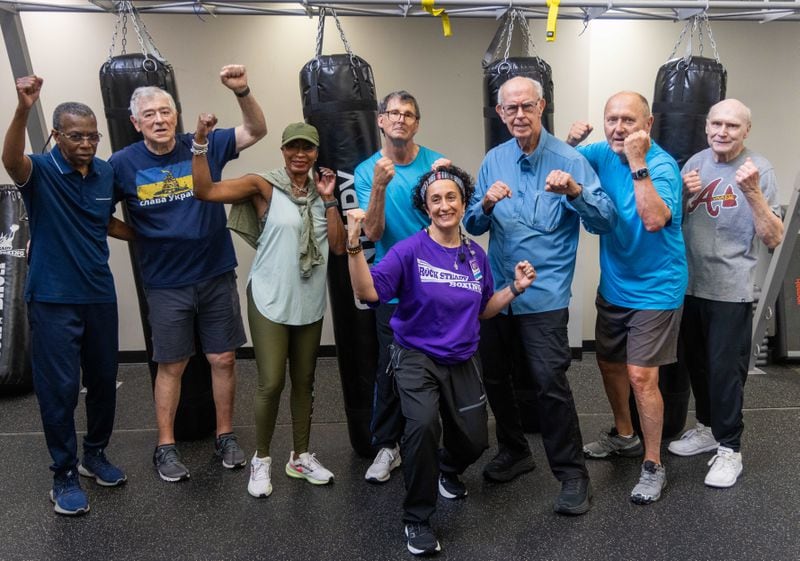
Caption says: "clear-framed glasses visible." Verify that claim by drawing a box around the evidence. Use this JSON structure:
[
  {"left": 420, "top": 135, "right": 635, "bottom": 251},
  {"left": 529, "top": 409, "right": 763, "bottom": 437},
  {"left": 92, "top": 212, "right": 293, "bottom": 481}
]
[
  {"left": 383, "top": 109, "right": 419, "bottom": 123},
  {"left": 499, "top": 100, "right": 540, "bottom": 117},
  {"left": 57, "top": 131, "right": 103, "bottom": 145}
]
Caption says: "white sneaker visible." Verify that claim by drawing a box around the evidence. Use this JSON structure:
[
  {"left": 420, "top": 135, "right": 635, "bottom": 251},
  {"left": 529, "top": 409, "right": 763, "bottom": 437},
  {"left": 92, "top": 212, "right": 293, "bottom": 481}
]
[
  {"left": 704, "top": 446, "right": 743, "bottom": 488},
  {"left": 365, "top": 446, "right": 401, "bottom": 483},
  {"left": 248, "top": 454, "right": 272, "bottom": 498},
  {"left": 285, "top": 451, "right": 334, "bottom": 485},
  {"left": 668, "top": 422, "right": 719, "bottom": 456}
]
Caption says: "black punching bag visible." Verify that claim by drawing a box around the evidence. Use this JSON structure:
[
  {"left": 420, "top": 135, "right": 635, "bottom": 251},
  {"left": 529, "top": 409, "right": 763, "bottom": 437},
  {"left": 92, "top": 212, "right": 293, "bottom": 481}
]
[
  {"left": 482, "top": 9, "right": 554, "bottom": 153},
  {"left": 100, "top": 53, "right": 216, "bottom": 441},
  {"left": 651, "top": 56, "right": 727, "bottom": 168},
  {"left": 300, "top": 13, "right": 382, "bottom": 457},
  {"left": 483, "top": 58, "right": 554, "bottom": 152},
  {"left": 0, "top": 186, "right": 31, "bottom": 394}
]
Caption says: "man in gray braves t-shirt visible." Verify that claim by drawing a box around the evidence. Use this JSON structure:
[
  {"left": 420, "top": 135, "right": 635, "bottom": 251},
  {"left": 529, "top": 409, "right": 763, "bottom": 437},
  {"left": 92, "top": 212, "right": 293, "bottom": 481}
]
[{"left": 667, "top": 98, "right": 783, "bottom": 489}]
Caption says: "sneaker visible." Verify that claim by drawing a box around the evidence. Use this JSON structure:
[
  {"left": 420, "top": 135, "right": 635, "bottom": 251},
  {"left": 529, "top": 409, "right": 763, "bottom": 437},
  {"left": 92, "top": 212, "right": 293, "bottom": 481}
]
[
  {"left": 285, "top": 451, "right": 334, "bottom": 485},
  {"left": 668, "top": 423, "right": 719, "bottom": 457},
  {"left": 215, "top": 432, "right": 247, "bottom": 469},
  {"left": 482, "top": 448, "right": 536, "bottom": 483},
  {"left": 248, "top": 454, "right": 273, "bottom": 498},
  {"left": 553, "top": 477, "right": 592, "bottom": 515},
  {"left": 50, "top": 470, "right": 89, "bottom": 516},
  {"left": 78, "top": 449, "right": 127, "bottom": 487},
  {"left": 704, "top": 446, "right": 743, "bottom": 488},
  {"left": 438, "top": 471, "right": 467, "bottom": 500},
  {"left": 365, "top": 445, "right": 402, "bottom": 483},
  {"left": 630, "top": 460, "right": 667, "bottom": 505},
  {"left": 404, "top": 522, "right": 441, "bottom": 556},
  {"left": 584, "top": 427, "right": 644, "bottom": 459},
  {"left": 153, "top": 444, "right": 190, "bottom": 482}
]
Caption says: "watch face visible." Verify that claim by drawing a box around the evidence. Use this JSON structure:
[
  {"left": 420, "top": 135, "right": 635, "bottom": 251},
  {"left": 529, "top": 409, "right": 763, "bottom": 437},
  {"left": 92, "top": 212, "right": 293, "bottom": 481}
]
[{"left": 632, "top": 168, "right": 649, "bottom": 180}]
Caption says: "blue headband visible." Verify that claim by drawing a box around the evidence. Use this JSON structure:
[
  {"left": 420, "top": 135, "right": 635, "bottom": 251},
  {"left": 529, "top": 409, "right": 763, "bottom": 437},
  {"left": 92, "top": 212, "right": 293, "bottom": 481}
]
[{"left": 420, "top": 171, "right": 465, "bottom": 201}]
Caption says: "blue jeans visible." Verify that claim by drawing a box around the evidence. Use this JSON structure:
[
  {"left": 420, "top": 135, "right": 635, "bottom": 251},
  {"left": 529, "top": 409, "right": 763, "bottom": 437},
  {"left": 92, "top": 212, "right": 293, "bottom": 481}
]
[{"left": 28, "top": 301, "right": 119, "bottom": 475}]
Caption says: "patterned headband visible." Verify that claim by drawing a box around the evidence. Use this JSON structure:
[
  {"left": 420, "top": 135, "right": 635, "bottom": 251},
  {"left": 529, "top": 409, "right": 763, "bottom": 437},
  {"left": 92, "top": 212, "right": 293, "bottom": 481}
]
[{"left": 420, "top": 171, "right": 466, "bottom": 202}]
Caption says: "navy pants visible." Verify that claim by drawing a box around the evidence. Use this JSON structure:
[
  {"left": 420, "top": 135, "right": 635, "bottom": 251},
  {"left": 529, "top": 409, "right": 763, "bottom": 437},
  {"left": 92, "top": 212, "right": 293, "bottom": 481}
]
[
  {"left": 479, "top": 309, "right": 588, "bottom": 481},
  {"left": 393, "top": 344, "right": 488, "bottom": 524},
  {"left": 680, "top": 295, "right": 751, "bottom": 451},
  {"left": 28, "top": 301, "right": 119, "bottom": 476},
  {"left": 369, "top": 302, "right": 404, "bottom": 449}
]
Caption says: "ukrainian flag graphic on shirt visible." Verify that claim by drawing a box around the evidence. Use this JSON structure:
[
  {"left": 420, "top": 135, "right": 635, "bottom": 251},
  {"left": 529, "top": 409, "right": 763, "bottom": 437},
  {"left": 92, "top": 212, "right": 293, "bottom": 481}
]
[{"left": 136, "top": 161, "right": 194, "bottom": 206}]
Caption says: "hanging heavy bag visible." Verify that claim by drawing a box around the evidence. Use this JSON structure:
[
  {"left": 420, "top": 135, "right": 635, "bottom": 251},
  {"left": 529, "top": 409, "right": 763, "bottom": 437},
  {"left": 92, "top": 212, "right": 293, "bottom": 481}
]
[
  {"left": 0, "top": 186, "right": 31, "bottom": 394},
  {"left": 483, "top": 9, "right": 554, "bottom": 153},
  {"left": 651, "top": 16, "right": 727, "bottom": 168},
  {"left": 632, "top": 15, "right": 726, "bottom": 440},
  {"left": 99, "top": 8, "right": 214, "bottom": 441},
  {"left": 299, "top": 10, "right": 381, "bottom": 457}
]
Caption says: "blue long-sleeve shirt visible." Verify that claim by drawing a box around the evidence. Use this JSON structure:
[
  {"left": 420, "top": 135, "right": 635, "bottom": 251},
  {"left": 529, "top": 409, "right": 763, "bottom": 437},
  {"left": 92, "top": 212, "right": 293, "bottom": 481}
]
[{"left": 464, "top": 131, "right": 616, "bottom": 314}]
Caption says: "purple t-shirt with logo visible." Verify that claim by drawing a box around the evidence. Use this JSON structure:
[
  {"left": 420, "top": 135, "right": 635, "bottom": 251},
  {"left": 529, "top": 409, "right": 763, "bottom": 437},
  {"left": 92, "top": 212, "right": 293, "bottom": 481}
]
[{"left": 371, "top": 230, "right": 494, "bottom": 364}]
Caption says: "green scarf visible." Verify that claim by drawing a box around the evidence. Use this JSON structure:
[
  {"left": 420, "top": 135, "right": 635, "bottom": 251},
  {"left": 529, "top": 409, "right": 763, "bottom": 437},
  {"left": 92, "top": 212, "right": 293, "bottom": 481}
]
[{"left": 260, "top": 167, "right": 324, "bottom": 278}]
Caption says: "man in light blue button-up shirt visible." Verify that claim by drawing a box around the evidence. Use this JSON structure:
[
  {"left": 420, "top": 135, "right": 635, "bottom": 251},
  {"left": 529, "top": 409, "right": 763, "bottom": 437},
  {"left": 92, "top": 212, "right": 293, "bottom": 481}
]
[{"left": 464, "top": 76, "right": 615, "bottom": 516}]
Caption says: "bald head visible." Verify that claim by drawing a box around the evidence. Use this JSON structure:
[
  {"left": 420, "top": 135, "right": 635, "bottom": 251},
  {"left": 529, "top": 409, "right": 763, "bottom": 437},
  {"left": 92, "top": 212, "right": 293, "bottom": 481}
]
[
  {"left": 705, "top": 98, "right": 751, "bottom": 163},
  {"left": 603, "top": 91, "right": 654, "bottom": 155},
  {"left": 605, "top": 91, "right": 651, "bottom": 119},
  {"left": 708, "top": 99, "right": 751, "bottom": 127}
]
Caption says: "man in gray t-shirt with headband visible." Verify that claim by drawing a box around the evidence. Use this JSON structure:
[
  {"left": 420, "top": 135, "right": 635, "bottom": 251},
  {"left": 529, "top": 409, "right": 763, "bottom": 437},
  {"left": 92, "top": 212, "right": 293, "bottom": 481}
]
[{"left": 667, "top": 98, "right": 783, "bottom": 488}]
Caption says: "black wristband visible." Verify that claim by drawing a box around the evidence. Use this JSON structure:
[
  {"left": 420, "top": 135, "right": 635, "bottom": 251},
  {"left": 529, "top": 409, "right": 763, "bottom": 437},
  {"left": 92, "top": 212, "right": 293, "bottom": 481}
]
[
  {"left": 234, "top": 86, "right": 251, "bottom": 98},
  {"left": 323, "top": 200, "right": 339, "bottom": 210},
  {"left": 509, "top": 282, "right": 523, "bottom": 297}
]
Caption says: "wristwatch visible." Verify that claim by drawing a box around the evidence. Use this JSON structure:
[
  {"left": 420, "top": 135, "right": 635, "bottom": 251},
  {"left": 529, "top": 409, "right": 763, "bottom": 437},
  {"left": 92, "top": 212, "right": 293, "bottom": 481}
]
[{"left": 631, "top": 167, "right": 650, "bottom": 181}]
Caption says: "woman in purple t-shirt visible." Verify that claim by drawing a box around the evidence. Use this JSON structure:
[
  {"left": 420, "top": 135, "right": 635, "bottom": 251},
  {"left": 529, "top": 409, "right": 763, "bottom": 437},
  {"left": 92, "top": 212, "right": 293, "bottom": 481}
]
[{"left": 346, "top": 165, "right": 536, "bottom": 557}]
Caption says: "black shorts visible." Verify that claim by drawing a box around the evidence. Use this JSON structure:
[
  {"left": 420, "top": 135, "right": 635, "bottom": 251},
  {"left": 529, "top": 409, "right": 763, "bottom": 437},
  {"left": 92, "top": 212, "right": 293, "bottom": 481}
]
[
  {"left": 145, "top": 271, "right": 246, "bottom": 363},
  {"left": 594, "top": 293, "right": 682, "bottom": 367}
]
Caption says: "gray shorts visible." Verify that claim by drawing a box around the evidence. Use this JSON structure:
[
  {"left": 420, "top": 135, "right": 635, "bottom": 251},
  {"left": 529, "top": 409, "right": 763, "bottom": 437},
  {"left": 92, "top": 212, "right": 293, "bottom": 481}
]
[
  {"left": 145, "top": 271, "right": 246, "bottom": 363},
  {"left": 594, "top": 293, "right": 682, "bottom": 367}
]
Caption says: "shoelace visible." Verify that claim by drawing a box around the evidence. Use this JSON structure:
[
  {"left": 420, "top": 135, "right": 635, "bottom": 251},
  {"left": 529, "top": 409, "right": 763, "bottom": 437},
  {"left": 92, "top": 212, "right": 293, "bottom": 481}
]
[
  {"left": 376, "top": 448, "right": 396, "bottom": 465},
  {"left": 562, "top": 478, "right": 583, "bottom": 493},
  {"left": 708, "top": 449, "right": 734, "bottom": 468},
  {"left": 252, "top": 459, "right": 270, "bottom": 481},
  {"left": 160, "top": 447, "right": 180, "bottom": 464},
  {"left": 300, "top": 453, "right": 323, "bottom": 471},
  {"left": 406, "top": 523, "right": 426, "bottom": 539}
]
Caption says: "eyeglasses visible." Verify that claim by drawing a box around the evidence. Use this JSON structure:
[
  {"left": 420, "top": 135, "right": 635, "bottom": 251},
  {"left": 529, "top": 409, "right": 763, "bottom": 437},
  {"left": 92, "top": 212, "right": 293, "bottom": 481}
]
[
  {"left": 57, "top": 131, "right": 103, "bottom": 144},
  {"left": 499, "top": 101, "right": 541, "bottom": 117},
  {"left": 382, "top": 110, "right": 419, "bottom": 123}
]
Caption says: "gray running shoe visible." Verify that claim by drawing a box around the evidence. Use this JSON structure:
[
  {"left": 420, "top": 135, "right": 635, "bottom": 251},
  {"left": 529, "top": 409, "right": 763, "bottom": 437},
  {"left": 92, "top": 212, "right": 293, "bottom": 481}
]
[
  {"left": 153, "top": 444, "right": 190, "bottom": 482},
  {"left": 215, "top": 432, "right": 246, "bottom": 469},
  {"left": 584, "top": 427, "right": 644, "bottom": 459},
  {"left": 630, "top": 460, "right": 666, "bottom": 505}
]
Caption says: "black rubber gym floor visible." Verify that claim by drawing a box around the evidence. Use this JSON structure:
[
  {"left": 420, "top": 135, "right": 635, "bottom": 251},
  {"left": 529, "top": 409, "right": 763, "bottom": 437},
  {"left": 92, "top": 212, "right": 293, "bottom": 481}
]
[{"left": 1, "top": 355, "right": 798, "bottom": 561}]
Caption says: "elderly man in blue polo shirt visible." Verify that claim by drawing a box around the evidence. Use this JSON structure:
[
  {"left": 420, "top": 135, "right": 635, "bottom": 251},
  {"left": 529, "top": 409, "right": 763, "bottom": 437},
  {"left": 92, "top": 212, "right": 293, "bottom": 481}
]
[
  {"left": 2, "top": 75, "right": 125, "bottom": 516},
  {"left": 464, "top": 76, "right": 615, "bottom": 515}
]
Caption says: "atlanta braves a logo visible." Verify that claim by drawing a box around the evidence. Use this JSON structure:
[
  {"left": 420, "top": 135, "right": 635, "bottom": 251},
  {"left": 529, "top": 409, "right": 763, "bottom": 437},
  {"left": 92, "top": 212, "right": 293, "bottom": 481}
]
[{"left": 687, "top": 178, "right": 739, "bottom": 217}]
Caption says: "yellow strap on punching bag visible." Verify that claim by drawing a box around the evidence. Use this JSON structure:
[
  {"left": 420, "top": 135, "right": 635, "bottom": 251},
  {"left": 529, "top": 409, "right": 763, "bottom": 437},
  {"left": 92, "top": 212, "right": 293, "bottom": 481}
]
[
  {"left": 422, "top": 0, "right": 452, "bottom": 37},
  {"left": 546, "top": 0, "right": 560, "bottom": 42}
]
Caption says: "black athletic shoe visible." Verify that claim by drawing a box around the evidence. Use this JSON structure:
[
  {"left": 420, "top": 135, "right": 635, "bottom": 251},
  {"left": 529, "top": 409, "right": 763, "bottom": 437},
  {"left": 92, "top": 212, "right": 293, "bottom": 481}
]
[
  {"left": 482, "top": 449, "right": 536, "bottom": 483},
  {"left": 405, "top": 522, "right": 441, "bottom": 556},
  {"left": 553, "top": 477, "right": 592, "bottom": 515},
  {"left": 438, "top": 471, "right": 467, "bottom": 500}
]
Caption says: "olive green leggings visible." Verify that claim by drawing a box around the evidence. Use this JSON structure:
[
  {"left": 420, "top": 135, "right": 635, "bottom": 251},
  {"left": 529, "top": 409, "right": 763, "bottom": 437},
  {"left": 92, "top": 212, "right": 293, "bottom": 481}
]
[{"left": 248, "top": 289, "right": 323, "bottom": 457}]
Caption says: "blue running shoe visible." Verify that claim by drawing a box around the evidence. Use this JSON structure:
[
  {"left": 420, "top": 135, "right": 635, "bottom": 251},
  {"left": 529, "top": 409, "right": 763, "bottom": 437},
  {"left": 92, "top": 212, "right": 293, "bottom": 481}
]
[
  {"left": 50, "top": 470, "right": 89, "bottom": 516},
  {"left": 79, "top": 449, "right": 127, "bottom": 487}
]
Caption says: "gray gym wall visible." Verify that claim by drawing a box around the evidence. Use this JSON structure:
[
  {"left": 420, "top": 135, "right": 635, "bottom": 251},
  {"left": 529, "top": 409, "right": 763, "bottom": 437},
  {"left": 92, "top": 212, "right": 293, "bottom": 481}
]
[{"left": 0, "top": 13, "right": 797, "bottom": 352}]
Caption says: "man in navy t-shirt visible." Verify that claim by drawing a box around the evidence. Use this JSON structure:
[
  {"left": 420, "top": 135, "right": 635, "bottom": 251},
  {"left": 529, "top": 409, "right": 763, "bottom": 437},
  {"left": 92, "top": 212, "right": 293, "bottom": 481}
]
[
  {"left": 3, "top": 75, "right": 126, "bottom": 515},
  {"left": 109, "top": 65, "right": 266, "bottom": 482}
]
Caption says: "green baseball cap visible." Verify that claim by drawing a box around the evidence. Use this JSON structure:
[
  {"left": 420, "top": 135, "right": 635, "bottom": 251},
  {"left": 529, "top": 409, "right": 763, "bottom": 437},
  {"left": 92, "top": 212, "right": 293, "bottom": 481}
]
[{"left": 281, "top": 122, "right": 319, "bottom": 147}]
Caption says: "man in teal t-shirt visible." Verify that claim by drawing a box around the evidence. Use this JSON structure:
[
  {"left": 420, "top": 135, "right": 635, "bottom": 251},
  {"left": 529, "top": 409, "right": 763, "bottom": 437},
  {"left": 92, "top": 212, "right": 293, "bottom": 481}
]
[{"left": 568, "top": 91, "right": 687, "bottom": 506}]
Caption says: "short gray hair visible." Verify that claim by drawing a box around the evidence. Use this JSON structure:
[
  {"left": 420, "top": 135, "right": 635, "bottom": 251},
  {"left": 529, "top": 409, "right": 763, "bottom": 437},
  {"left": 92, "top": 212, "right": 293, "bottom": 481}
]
[
  {"left": 497, "top": 77, "right": 544, "bottom": 106},
  {"left": 129, "top": 87, "right": 176, "bottom": 121},
  {"left": 52, "top": 102, "right": 95, "bottom": 129}
]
